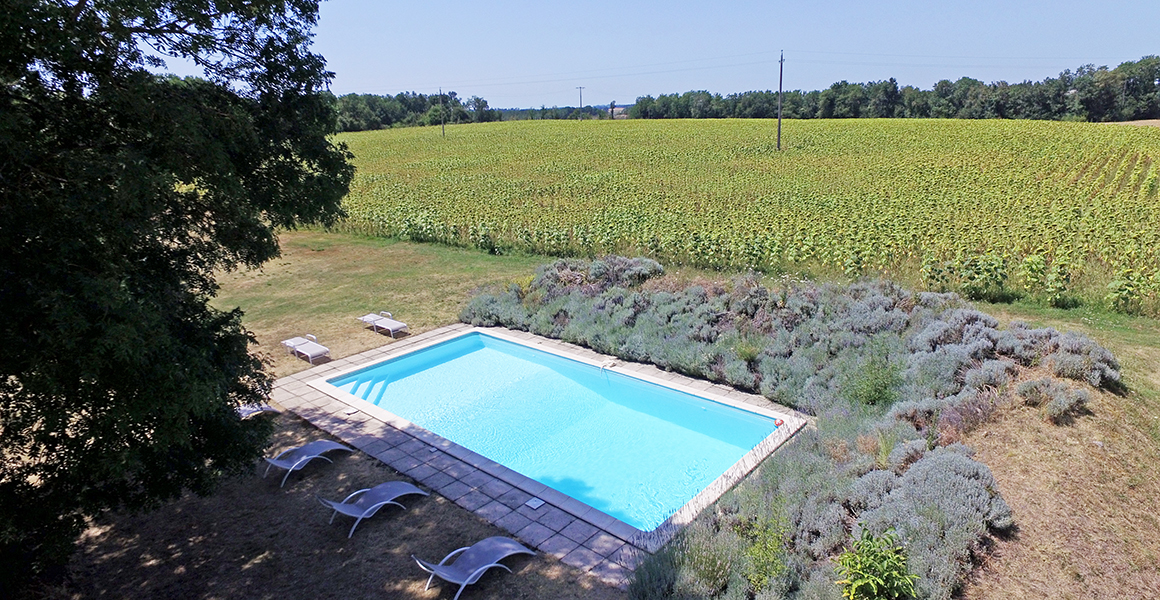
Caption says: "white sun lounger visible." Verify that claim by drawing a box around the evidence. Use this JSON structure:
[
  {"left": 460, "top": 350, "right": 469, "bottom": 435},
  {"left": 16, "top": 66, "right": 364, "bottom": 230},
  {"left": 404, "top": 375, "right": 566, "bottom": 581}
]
[
  {"left": 237, "top": 404, "right": 281, "bottom": 419},
  {"left": 413, "top": 536, "right": 535, "bottom": 600},
  {"left": 264, "top": 440, "right": 352, "bottom": 487},
  {"left": 317, "top": 480, "right": 430, "bottom": 538},
  {"left": 357, "top": 311, "right": 409, "bottom": 338},
  {"left": 281, "top": 333, "right": 330, "bottom": 364},
  {"left": 281, "top": 336, "right": 309, "bottom": 354}
]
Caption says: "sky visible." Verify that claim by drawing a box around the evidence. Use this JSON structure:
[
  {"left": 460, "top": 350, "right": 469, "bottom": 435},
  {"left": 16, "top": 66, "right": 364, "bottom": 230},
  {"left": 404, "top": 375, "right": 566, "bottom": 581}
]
[{"left": 165, "top": 1, "right": 1160, "bottom": 109}]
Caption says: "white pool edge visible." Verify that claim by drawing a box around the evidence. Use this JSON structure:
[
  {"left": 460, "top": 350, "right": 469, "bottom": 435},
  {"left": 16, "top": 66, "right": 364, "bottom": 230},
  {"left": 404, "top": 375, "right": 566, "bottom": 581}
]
[{"left": 305, "top": 326, "right": 808, "bottom": 554}]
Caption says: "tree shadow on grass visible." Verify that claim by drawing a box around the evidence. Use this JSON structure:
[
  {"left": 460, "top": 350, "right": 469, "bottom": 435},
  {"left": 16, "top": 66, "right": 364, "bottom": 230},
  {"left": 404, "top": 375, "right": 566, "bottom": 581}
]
[{"left": 55, "top": 414, "right": 626, "bottom": 600}]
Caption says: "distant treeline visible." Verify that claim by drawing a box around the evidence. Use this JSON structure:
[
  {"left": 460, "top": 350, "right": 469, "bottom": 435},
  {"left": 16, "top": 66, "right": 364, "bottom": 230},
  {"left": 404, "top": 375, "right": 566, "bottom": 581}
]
[
  {"left": 631, "top": 55, "right": 1160, "bottom": 122},
  {"left": 330, "top": 91, "right": 502, "bottom": 132},
  {"left": 500, "top": 105, "right": 612, "bottom": 120}
]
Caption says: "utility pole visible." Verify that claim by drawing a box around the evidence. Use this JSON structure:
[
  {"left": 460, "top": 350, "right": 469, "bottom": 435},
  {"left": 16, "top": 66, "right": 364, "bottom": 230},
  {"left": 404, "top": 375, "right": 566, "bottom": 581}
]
[
  {"left": 439, "top": 87, "right": 445, "bottom": 137},
  {"left": 576, "top": 86, "right": 584, "bottom": 119},
  {"left": 777, "top": 51, "right": 784, "bottom": 151}
]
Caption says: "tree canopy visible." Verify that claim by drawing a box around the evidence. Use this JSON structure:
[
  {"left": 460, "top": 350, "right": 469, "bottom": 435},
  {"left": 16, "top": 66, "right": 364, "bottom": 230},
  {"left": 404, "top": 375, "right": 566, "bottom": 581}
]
[
  {"left": 0, "top": 0, "right": 353, "bottom": 591},
  {"left": 629, "top": 55, "right": 1160, "bottom": 122}
]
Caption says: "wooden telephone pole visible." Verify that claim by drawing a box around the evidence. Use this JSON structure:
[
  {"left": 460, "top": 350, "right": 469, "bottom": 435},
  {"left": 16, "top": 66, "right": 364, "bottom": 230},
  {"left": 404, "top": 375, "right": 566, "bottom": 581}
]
[
  {"left": 439, "top": 87, "right": 445, "bottom": 137},
  {"left": 777, "top": 51, "right": 784, "bottom": 151}
]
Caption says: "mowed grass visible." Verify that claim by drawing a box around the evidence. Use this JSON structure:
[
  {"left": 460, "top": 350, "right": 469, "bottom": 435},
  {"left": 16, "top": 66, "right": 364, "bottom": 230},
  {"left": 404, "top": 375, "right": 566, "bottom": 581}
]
[{"left": 212, "top": 230, "right": 547, "bottom": 377}]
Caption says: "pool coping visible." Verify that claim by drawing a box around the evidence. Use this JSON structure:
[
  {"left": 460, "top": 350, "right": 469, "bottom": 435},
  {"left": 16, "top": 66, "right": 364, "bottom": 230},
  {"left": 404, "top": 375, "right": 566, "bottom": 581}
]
[{"left": 270, "top": 324, "right": 808, "bottom": 588}]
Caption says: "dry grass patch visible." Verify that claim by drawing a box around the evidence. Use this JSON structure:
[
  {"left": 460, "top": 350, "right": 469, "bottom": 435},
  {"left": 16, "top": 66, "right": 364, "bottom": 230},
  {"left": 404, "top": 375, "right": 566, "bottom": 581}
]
[
  {"left": 960, "top": 304, "right": 1160, "bottom": 598},
  {"left": 961, "top": 388, "right": 1160, "bottom": 598}
]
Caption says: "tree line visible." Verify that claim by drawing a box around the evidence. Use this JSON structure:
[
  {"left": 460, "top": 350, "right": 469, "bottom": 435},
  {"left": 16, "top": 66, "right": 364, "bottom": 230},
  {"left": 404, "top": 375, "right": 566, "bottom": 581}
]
[
  {"left": 630, "top": 55, "right": 1160, "bottom": 122},
  {"left": 332, "top": 91, "right": 502, "bottom": 131}
]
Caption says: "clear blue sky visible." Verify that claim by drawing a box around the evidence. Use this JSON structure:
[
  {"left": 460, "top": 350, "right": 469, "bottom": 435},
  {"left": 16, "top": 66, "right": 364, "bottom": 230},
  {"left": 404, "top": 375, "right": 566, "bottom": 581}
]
[{"left": 168, "top": 1, "right": 1160, "bottom": 108}]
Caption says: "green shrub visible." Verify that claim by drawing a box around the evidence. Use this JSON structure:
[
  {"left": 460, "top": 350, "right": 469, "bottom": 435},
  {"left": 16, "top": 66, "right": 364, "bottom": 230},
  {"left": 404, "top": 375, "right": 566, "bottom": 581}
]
[
  {"left": 955, "top": 252, "right": 1009, "bottom": 302},
  {"left": 834, "top": 529, "right": 918, "bottom": 600},
  {"left": 842, "top": 344, "right": 902, "bottom": 407},
  {"left": 735, "top": 516, "right": 788, "bottom": 591},
  {"left": 1105, "top": 269, "right": 1143, "bottom": 314}
]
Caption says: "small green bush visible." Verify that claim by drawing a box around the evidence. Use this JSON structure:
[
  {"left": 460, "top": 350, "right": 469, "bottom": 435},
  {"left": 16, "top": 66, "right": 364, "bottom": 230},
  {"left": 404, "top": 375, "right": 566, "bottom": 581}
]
[{"left": 834, "top": 529, "right": 918, "bottom": 600}]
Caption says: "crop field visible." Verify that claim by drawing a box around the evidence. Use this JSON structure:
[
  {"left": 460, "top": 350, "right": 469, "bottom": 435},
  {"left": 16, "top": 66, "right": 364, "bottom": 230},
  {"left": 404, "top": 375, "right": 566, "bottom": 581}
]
[{"left": 338, "top": 119, "right": 1160, "bottom": 308}]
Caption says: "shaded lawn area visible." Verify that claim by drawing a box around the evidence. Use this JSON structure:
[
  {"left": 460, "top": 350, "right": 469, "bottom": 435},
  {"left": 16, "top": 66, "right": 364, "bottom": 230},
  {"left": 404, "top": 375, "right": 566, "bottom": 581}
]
[{"left": 62, "top": 413, "right": 624, "bottom": 600}]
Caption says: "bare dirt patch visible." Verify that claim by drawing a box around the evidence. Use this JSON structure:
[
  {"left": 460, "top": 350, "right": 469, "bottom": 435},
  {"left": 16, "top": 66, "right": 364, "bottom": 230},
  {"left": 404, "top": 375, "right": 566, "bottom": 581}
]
[{"left": 55, "top": 413, "right": 626, "bottom": 600}]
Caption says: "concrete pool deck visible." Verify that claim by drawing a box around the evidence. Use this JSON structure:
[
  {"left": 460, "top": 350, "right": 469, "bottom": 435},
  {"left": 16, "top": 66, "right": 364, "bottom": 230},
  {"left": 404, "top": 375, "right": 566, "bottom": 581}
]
[{"left": 269, "top": 324, "right": 807, "bottom": 588}]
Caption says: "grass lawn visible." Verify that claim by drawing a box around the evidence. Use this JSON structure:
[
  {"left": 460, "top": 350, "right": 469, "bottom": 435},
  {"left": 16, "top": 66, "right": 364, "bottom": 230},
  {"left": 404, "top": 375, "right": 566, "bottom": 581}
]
[
  {"left": 212, "top": 230, "right": 548, "bottom": 379},
  {"left": 58, "top": 231, "right": 1160, "bottom": 599}
]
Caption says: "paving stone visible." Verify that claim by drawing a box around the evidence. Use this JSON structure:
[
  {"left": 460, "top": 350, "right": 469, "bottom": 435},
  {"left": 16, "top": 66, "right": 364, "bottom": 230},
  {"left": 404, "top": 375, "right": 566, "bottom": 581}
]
[
  {"left": 584, "top": 532, "right": 624, "bottom": 557},
  {"left": 403, "top": 464, "right": 437, "bottom": 482},
  {"left": 396, "top": 439, "right": 429, "bottom": 456},
  {"left": 459, "top": 470, "right": 493, "bottom": 489},
  {"left": 558, "top": 496, "right": 592, "bottom": 518},
  {"left": 516, "top": 522, "right": 556, "bottom": 547},
  {"left": 604, "top": 520, "right": 639, "bottom": 543},
  {"left": 421, "top": 471, "right": 455, "bottom": 490},
  {"left": 358, "top": 439, "right": 390, "bottom": 456},
  {"left": 378, "top": 429, "right": 412, "bottom": 447},
  {"left": 496, "top": 488, "right": 534, "bottom": 510},
  {"left": 515, "top": 503, "right": 542, "bottom": 520},
  {"left": 536, "top": 506, "right": 575, "bottom": 532},
  {"left": 373, "top": 447, "right": 408, "bottom": 465},
  {"left": 474, "top": 500, "right": 512, "bottom": 521},
  {"left": 479, "top": 478, "right": 514, "bottom": 499},
  {"left": 559, "top": 519, "right": 600, "bottom": 544},
  {"left": 426, "top": 453, "right": 459, "bottom": 471},
  {"left": 539, "top": 533, "right": 580, "bottom": 560},
  {"left": 589, "top": 560, "right": 631, "bottom": 588},
  {"left": 388, "top": 452, "right": 422, "bottom": 471},
  {"left": 609, "top": 545, "right": 645, "bottom": 570},
  {"left": 436, "top": 480, "right": 472, "bottom": 501},
  {"left": 560, "top": 546, "right": 603, "bottom": 572},
  {"left": 454, "top": 490, "right": 491, "bottom": 512},
  {"left": 441, "top": 461, "right": 474, "bottom": 479},
  {"left": 495, "top": 511, "right": 533, "bottom": 535},
  {"left": 582, "top": 508, "right": 617, "bottom": 530}
]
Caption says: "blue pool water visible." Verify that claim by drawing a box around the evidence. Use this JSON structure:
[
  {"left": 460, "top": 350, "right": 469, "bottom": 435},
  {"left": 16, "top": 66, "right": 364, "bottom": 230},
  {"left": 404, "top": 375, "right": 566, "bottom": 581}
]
[{"left": 326, "top": 332, "right": 780, "bottom": 531}]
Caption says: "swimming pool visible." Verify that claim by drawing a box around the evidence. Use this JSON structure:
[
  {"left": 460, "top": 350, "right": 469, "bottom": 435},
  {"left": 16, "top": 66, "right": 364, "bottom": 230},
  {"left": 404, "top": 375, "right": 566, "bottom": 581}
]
[{"left": 317, "top": 330, "right": 792, "bottom": 532}]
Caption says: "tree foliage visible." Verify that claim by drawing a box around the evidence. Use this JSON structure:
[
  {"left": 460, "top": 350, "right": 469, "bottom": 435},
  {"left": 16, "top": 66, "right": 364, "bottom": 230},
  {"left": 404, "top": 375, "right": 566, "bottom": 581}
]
[
  {"left": 629, "top": 55, "right": 1160, "bottom": 122},
  {"left": 333, "top": 90, "right": 501, "bottom": 131},
  {"left": 0, "top": 0, "right": 353, "bottom": 591}
]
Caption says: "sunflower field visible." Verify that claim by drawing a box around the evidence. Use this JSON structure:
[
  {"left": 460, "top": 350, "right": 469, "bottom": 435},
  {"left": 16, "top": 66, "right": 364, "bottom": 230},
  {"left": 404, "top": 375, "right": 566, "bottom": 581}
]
[{"left": 337, "top": 118, "right": 1160, "bottom": 311}]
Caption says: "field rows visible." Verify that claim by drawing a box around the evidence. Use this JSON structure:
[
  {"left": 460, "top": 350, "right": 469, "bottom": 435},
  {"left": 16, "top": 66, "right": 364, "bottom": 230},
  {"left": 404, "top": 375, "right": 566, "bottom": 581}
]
[{"left": 337, "top": 119, "right": 1160, "bottom": 290}]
